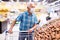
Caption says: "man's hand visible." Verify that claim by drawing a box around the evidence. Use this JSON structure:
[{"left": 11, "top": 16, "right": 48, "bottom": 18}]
[
  {"left": 8, "top": 20, "right": 16, "bottom": 34},
  {"left": 28, "top": 24, "right": 38, "bottom": 33},
  {"left": 8, "top": 29, "right": 13, "bottom": 34},
  {"left": 28, "top": 29, "right": 33, "bottom": 33}
]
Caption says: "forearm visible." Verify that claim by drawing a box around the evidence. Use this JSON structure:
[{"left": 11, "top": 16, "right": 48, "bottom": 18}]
[
  {"left": 31, "top": 24, "right": 38, "bottom": 30},
  {"left": 10, "top": 20, "right": 16, "bottom": 30}
]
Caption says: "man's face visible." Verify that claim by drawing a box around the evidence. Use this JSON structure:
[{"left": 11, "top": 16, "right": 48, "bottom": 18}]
[{"left": 27, "top": 3, "right": 35, "bottom": 13}]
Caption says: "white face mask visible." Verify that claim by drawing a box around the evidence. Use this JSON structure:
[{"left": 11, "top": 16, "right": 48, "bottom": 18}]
[{"left": 30, "top": 8, "right": 35, "bottom": 13}]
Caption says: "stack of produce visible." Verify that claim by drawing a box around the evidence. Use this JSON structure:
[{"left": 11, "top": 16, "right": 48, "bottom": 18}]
[{"left": 34, "top": 18, "right": 60, "bottom": 40}]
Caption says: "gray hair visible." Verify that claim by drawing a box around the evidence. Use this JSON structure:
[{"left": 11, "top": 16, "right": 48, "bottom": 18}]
[{"left": 27, "top": 2, "right": 35, "bottom": 7}]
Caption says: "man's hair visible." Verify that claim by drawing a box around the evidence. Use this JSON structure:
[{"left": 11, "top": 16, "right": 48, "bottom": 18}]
[{"left": 27, "top": 2, "right": 35, "bottom": 7}]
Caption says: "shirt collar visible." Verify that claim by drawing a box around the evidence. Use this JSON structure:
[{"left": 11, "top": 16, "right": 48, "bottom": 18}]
[{"left": 26, "top": 11, "right": 34, "bottom": 16}]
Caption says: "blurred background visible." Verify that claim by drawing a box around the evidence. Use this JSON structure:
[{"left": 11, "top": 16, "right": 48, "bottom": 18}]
[{"left": 0, "top": 0, "right": 60, "bottom": 40}]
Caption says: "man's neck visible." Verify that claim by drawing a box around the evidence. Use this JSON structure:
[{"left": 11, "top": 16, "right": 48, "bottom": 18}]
[{"left": 27, "top": 10, "right": 32, "bottom": 16}]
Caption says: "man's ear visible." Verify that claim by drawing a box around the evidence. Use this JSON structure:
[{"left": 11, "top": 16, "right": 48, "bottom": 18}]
[
  {"left": 27, "top": 7, "right": 29, "bottom": 9},
  {"left": 27, "top": 7, "right": 28, "bottom": 8},
  {"left": 27, "top": 7, "right": 30, "bottom": 10}
]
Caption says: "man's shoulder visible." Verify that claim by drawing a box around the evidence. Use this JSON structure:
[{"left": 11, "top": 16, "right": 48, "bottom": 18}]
[
  {"left": 19, "top": 11, "right": 26, "bottom": 15},
  {"left": 22, "top": 11, "right": 27, "bottom": 14}
]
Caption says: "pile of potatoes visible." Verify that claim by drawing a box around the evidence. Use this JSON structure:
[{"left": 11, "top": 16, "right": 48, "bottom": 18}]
[{"left": 34, "top": 18, "right": 60, "bottom": 40}]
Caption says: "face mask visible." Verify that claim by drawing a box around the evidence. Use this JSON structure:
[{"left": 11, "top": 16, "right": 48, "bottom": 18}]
[{"left": 30, "top": 8, "right": 35, "bottom": 13}]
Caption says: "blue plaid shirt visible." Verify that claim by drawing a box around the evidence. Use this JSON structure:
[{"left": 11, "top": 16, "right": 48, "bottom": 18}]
[{"left": 16, "top": 11, "right": 38, "bottom": 31}]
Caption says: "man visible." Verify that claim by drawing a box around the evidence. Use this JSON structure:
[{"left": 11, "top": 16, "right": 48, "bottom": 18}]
[{"left": 8, "top": 2, "right": 38, "bottom": 40}]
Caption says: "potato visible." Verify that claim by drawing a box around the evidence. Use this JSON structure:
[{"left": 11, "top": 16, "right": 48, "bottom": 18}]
[
  {"left": 56, "top": 34, "right": 60, "bottom": 39},
  {"left": 34, "top": 18, "right": 60, "bottom": 40}
]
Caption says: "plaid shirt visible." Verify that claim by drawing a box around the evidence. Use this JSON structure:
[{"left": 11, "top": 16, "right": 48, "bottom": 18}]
[{"left": 16, "top": 11, "right": 38, "bottom": 31}]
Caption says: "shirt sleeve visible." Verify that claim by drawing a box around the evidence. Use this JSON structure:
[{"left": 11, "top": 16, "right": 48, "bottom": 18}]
[
  {"left": 16, "top": 13, "right": 23, "bottom": 22},
  {"left": 34, "top": 15, "right": 38, "bottom": 24}
]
